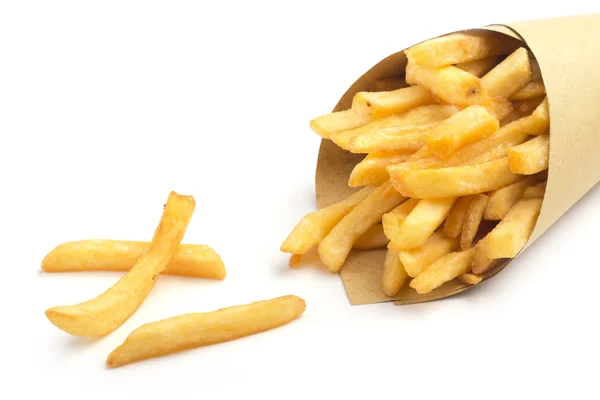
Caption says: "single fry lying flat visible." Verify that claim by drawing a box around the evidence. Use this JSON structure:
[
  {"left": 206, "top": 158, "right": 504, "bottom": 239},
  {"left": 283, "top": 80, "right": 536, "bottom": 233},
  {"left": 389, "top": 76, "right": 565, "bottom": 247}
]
[
  {"left": 485, "top": 198, "right": 543, "bottom": 259},
  {"left": 107, "top": 295, "right": 306, "bottom": 368},
  {"left": 507, "top": 134, "right": 550, "bottom": 175},
  {"left": 410, "top": 248, "right": 475, "bottom": 294},
  {"left": 41, "top": 240, "right": 225, "bottom": 280},
  {"left": 45, "top": 191, "right": 196, "bottom": 336},
  {"left": 459, "top": 273, "right": 483, "bottom": 285},
  {"left": 318, "top": 181, "right": 405, "bottom": 272},
  {"left": 280, "top": 186, "right": 375, "bottom": 255},
  {"left": 389, "top": 197, "right": 456, "bottom": 250}
]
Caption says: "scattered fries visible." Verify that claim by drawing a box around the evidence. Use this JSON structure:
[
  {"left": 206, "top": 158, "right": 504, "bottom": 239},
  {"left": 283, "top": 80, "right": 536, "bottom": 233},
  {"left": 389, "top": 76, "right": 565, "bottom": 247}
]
[
  {"left": 45, "top": 192, "right": 197, "bottom": 336},
  {"left": 286, "top": 30, "right": 550, "bottom": 299},
  {"left": 107, "top": 295, "right": 306, "bottom": 368}
]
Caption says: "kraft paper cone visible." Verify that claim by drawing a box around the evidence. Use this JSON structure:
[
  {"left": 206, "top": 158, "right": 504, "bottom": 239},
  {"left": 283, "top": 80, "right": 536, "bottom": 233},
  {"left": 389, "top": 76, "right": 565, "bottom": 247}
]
[{"left": 314, "top": 13, "right": 600, "bottom": 306}]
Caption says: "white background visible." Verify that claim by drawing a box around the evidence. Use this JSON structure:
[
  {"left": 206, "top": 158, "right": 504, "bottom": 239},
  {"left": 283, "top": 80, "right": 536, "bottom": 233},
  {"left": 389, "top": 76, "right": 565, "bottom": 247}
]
[{"left": 2, "top": 1, "right": 600, "bottom": 399}]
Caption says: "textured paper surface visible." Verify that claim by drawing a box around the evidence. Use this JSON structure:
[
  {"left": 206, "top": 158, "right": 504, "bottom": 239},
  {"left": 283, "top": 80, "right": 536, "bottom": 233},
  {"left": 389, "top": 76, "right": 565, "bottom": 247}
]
[{"left": 314, "top": 13, "right": 600, "bottom": 306}]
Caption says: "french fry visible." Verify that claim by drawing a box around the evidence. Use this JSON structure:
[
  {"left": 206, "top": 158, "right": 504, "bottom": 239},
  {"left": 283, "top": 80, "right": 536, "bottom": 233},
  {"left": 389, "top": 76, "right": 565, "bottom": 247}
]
[
  {"left": 41, "top": 240, "right": 225, "bottom": 280},
  {"left": 389, "top": 197, "right": 456, "bottom": 250},
  {"left": 443, "top": 196, "right": 474, "bottom": 238},
  {"left": 106, "top": 295, "right": 306, "bottom": 368},
  {"left": 484, "top": 176, "right": 539, "bottom": 220},
  {"left": 348, "top": 105, "right": 459, "bottom": 153},
  {"left": 460, "top": 194, "right": 489, "bottom": 250},
  {"left": 391, "top": 158, "right": 522, "bottom": 199},
  {"left": 456, "top": 55, "right": 504, "bottom": 77},
  {"left": 458, "top": 273, "right": 483, "bottom": 285},
  {"left": 512, "top": 96, "right": 546, "bottom": 115},
  {"left": 45, "top": 191, "right": 196, "bottom": 337},
  {"left": 372, "top": 77, "right": 408, "bottom": 92},
  {"left": 387, "top": 106, "right": 546, "bottom": 172},
  {"left": 487, "top": 96, "right": 514, "bottom": 121},
  {"left": 353, "top": 224, "right": 389, "bottom": 250},
  {"left": 507, "top": 134, "right": 550, "bottom": 175},
  {"left": 404, "top": 31, "right": 517, "bottom": 67},
  {"left": 480, "top": 47, "right": 532, "bottom": 99},
  {"left": 318, "top": 181, "right": 405, "bottom": 272},
  {"left": 381, "top": 249, "right": 409, "bottom": 296},
  {"left": 485, "top": 198, "right": 543, "bottom": 259},
  {"left": 409, "top": 248, "right": 476, "bottom": 294},
  {"left": 425, "top": 105, "right": 500, "bottom": 158},
  {"left": 288, "top": 254, "right": 302, "bottom": 268},
  {"left": 382, "top": 198, "right": 420, "bottom": 240},
  {"left": 522, "top": 181, "right": 547, "bottom": 199},
  {"left": 510, "top": 82, "right": 546, "bottom": 101},
  {"left": 398, "top": 231, "right": 459, "bottom": 277},
  {"left": 352, "top": 85, "right": 437, "bottom": 120},
  {"left": 310, "top": 109, "right": 368, "bottom": 139},
  {"left": 348, "top": 151, "right": 412, "bottom": 187},
  {"left": 405, "top": 63, "right": 491, "bottom": 108},
  {"left": 471, "top": 237, "right": 499, "bottom": 275},
  {"left": 280, "top": 186, "right": 375, "bottom": 255},
  {"left": 331, "top": 104, "right": 457, "bottom": 151}
]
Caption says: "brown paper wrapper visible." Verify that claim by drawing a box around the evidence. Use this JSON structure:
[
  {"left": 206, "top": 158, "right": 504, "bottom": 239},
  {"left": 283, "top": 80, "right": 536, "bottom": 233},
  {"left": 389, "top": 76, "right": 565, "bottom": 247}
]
[{"left": 314, "top": 13, "right": 600, "bottom": 306}]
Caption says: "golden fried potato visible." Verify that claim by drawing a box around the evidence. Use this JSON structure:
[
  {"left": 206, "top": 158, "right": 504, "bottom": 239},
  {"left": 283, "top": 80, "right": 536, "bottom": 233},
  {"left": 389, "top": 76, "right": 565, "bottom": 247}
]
[
  {"left": 510, "top": 82, "right": 546, "bottom": 101},
  {"left": 484, "top": 176, "right": 539, "bottom": 220},
  {"left": 318, "top": 181, "right": 405, "bottom": 272},
  {"left": 398, "top": 231, "right": 459, "bottom": 277},
  {"left": 389, "top": 197, "right": 456, "bottom": 250},
  {"left": 522, "top": 181, "right": 547, "bottom": 199},
  {"left": 485, "top": 198, "right": 543, "bottom": 259},
  {"left": 381, "top": 249, "right": 409, "bottom": 296},
  {"left": 409, "top": 248, "right": 476, "bottom": 294},
  {"left": 348, "top": 151, "right": 412, "bottom": 187},
  {"left": 426, "top": 105, "right": 499, "bottom": 158},
  {"left": 456, "top": 55, "right": 504, "bottom": 77},
  {"left": 391, "top": 158, "right": 522, "bottom": 199},
  {"left": 507, "top": 134, "right": 550, "bottom": 175},
  {"left": 481, "top": 47, "right": 532, "bottom": 99},
  {"left": 471, "top": 237, "right": 498, "bottom": 275},
  {"left": 443, "top": 196, "right": 474, "bottom": 238},
  {"left": 41, "top": 240, "right": 225, "bottom": 280},
  {"left": 45, "top": 191, "right": 196, "bottom": 337},
  {"left": 352, "top": 85, "right": 436, "bottom": 119},
  {"left": 406, "top": 63, "right": 490, "bottom": 108},
  {"left": 405, "top": 31, "right": 517, "bottom": 67},
  {"left": 288, "top": 254, "right": 302, "bottom": 268},
  {"left": 310, "top": 109, "right": 368, "bottom": 139},
  {"left": 107, "top": 295, "right": 306, "bottom": 368},
  {"left": 460, "top": 194, "right": 489, "bottom": 250},
  {"left": 382, "top": 198, "right": 420, "bottom": 240},
  {"left": 458, "top": 273, "right": 483, "bottom": 285},
  {"left": 348, "top": 105, "right": 458, "bottom": 153},
  {"left": 281, "top": 186, "right": 375, "bottom": 255}
]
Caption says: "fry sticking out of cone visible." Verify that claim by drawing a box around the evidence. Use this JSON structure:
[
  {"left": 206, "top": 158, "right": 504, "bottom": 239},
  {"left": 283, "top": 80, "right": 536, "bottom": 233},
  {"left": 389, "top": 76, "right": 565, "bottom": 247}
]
[{"left": 281, "top": 13, "right": 600, "bottom": 305}]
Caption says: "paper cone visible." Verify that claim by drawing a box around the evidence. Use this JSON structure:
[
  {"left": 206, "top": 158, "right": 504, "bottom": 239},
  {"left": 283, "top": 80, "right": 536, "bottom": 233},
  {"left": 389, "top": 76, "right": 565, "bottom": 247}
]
[{"left": 314, "top": 13, "right": 600, "bottom": 306}]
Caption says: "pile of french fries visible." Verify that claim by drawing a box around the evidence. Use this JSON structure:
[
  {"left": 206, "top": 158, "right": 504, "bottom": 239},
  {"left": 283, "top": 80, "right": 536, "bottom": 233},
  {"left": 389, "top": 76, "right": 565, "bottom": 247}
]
[
  {"left": 282, "top": 31, "right": 549, "bottom": 297},
  {"left": 43, "top": 191, "right": 306, "bottom": 368}
]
